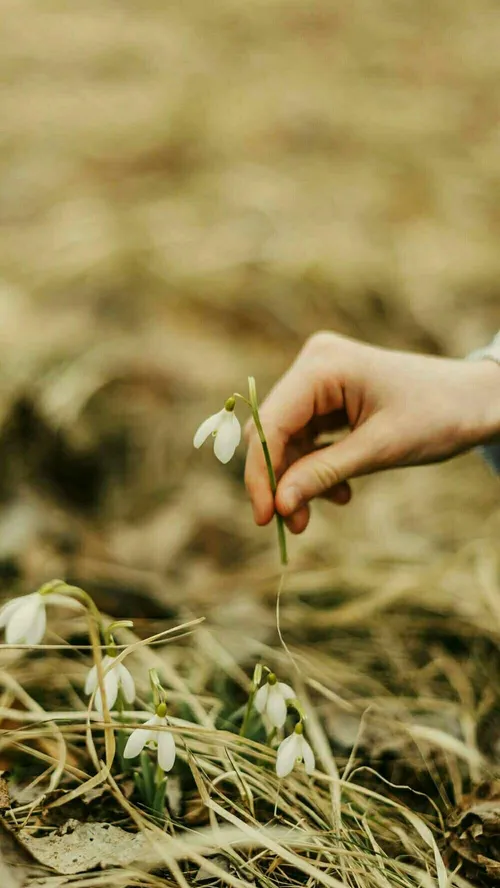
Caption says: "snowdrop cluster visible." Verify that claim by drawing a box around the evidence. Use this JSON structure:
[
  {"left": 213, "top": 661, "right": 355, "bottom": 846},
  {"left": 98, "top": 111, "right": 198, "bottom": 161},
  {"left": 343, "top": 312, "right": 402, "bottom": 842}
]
[
  {"left": 253, "top": 670, "right": 315, "bottom": 778},
  {"left": 0, "top": 377, "right": 316, "bottom": 799}
]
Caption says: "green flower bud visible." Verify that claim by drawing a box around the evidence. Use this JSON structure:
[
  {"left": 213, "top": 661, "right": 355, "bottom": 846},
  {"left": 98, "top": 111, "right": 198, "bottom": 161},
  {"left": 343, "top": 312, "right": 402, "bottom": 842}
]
[
  {"left": 224, "top": 396, "right": 236, "bottom": 412},
  {"left": 156, "top": 702, "right": 167, "bottom": 718}
]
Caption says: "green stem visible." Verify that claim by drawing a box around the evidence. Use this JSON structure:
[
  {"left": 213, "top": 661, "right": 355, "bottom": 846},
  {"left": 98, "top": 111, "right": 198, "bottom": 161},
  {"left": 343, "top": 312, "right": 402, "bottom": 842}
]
[
  {"left": 247, "top": 377, "right": 288, "bottom": 566},
  {"left": 239, "top": 688, "right": 256, "bottom": 737},
  {"left": 41, "top": 580, "right": 103, "bottom": 634},
  {"left": 267, "top": 726, "right": 277, "bottom": 747}
]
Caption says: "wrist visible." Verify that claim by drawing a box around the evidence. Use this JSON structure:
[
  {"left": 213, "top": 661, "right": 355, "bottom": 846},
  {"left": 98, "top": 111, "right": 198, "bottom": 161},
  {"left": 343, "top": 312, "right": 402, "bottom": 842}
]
[{"left": 464, "top": 359, "right": 500, "bottom": 447}]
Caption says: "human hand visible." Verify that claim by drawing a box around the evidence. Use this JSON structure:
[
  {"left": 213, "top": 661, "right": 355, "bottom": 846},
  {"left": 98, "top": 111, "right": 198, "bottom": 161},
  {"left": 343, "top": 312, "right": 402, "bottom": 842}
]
[{"left": 245, "top": 331, "right": 500, "bottom": 534}]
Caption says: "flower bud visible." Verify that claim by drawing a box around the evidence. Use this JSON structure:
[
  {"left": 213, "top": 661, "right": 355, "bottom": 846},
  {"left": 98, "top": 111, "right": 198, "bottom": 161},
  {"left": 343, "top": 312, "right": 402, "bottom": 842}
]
[
  {"left": 224, "top": 396, "right": 236, "bottom": 412},
  {"left": 156, "top": 702, "right": 167, "bottom": 718}
]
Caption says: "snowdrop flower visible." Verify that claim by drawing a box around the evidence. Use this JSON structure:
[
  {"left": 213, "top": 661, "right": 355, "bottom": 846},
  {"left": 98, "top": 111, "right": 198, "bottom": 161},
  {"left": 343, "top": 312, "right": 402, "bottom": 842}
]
[
  {"left": 193, "top": 397, "right": 241, "bottom": 464},
  {"left": 0, "top": 589, "right": 81, "bottom": 645},
  {"left": 254, "top": 673, "right": 295, "bottom": 728},
  {"left": 276, "top": 723, "right": 315, "bottom": 778},
  {"left": 85, "top": 654, "right": 136, "bottom": 713},
  {"left": 124, "top": 703, "right": 176, "bottom": 772}
]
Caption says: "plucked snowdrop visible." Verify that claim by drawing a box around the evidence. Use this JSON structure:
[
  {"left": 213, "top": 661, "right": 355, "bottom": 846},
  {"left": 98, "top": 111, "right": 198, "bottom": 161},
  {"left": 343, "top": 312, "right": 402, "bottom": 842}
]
[
  {"left": 193, "top": 397, "right": 241, "bottom": 464},
  {"left": 124, "top": 703, "right": 176, "bottom": 772},
  {"left": 0, "top": 589, "right": 82, "bottom": 645},
  {"left": 85, "top": 654, "right": 136, "bottom": 713},
  {"left": 276, "top": 723, "right": 315, "bottom": 778},
  {"left": 254, "top": 673, "right": 295, "bottom": 728}
]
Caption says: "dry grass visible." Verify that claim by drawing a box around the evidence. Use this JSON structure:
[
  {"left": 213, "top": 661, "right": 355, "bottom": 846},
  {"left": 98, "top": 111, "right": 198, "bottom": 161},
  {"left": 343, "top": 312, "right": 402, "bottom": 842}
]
[{"left": 1, "top": 0, "right": 500, "bottom": 884}]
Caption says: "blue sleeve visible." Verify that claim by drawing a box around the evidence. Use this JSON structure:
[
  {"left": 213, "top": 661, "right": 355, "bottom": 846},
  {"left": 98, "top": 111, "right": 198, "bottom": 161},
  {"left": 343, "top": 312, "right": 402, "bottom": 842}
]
[{"left": 468, "top": 333, "right": 500, "bottom": 473}]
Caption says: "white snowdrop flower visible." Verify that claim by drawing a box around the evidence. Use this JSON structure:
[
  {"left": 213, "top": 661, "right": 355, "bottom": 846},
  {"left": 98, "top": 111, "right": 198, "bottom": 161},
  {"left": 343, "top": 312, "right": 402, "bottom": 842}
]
[
  {"left": 276, "top": 723, "right": 315, "bottom": 778},
  {"left": 85, "top": 654, "right": 136, "bottom": 714},
  {"left": 0, "top": 589, "right": 81, "bottom": 645},
  {"left": 193, "top": 397, "right": 241, "bottom": 464},
  {"left": 123, "top": 703, "right": 176, "bottom": 772},
  {"left": 254, "top": 673, "right": 295, "bottom": 728}
]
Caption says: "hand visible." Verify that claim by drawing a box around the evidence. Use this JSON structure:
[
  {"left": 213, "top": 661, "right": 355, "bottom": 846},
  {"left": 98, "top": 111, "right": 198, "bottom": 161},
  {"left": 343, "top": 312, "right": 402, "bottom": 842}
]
[{"left": 245, "top": 331, "right": 500, "bottom": 534}]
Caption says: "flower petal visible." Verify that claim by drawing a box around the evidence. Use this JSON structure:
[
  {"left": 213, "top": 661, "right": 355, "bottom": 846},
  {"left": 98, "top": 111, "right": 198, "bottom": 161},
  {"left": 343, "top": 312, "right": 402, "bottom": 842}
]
[
  {"left": 301, "top": 737, "right": 315, "bottom": 775},
  {"left": 95, "top": 666, "right": 119, "bottom": 713},
  {"left": 157, "top": 727, "right": 176, "bottom": 772},
  {"left": 84, "top": 664, "right": 98, "bottom": 695},
  {"left": 277, "top": 683, "right": 295, "bottom": 701},
  {"left": 5, "top": 596, "right": 42, "bottom": 644},
  {"left": 123, "top": 727, "right": 152, "bottom": 759},
  {"left": 214, "top": 412, "right": 241, "bottom": 464},
  {"left": 0, "top": 598, "right": 23, "bottom": 630},
  {"left": 25, "top": 603, "right": 47, "bottom": 645},
  {"left": 117, "top": 663, "right": 136, "bottom": 704},
  {"left": 276, "top": 733, "right": 300, "bottom": 778},
  {"left": 85, "top": 655, "right": 112, "bottom": 698},
  {"left": 45, "top": 593, "right": 84, "bottom": 611},
  {"left": 267, "top": 686, "right": 288, "bottom": 728},
  {"left": 253, "top": 684, "right": 269, "bottom": 714},
  {"left": 193, "top": 410, "right": 224, "bottom": 449}
]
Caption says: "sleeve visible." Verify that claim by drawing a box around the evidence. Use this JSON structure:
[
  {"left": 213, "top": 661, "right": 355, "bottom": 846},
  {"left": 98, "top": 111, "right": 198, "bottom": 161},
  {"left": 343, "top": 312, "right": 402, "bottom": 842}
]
[{"left": 468, "top": 332, "right": 500, "bottom": 474}]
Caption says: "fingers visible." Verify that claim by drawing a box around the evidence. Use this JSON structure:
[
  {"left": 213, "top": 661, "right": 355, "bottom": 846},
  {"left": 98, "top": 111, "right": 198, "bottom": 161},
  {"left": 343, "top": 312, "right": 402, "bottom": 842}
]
[
  {"left": 281, "top": 481, "right": 352, "bottom": 536},
  {"left": 321, "top": 480, "right": 352, "bottom": 506},
  {"left": 244, "top": 366, "right": 315, "bottom": 525},
  {"left": 275, "top": 422, "right": 382, "bottom": 516},
  {"left": 285, "top": 504, "right": 310, "bottom": 534},
  {"left": 245, "top": 350, "right": 345, "bottom": 524}
]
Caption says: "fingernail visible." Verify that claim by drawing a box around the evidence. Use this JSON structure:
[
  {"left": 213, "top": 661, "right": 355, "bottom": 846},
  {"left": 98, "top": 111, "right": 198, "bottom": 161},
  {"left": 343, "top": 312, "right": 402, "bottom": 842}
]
[{"left": 280, "top": 486, "right": 301, "bottom": 514}]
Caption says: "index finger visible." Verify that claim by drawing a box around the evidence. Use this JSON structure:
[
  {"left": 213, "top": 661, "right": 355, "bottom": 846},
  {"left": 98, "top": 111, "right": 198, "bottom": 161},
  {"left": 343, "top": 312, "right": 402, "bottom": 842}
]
[{"left": 244, "top": 357, "right": 317, "bottom": 525}]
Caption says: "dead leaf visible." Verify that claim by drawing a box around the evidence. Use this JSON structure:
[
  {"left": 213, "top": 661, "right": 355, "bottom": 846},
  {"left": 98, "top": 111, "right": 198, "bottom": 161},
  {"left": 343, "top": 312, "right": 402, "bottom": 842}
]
[
  {"left": 18, "top": 819, "right": 145, "bottom": 875},
  {"left": 194, "top": 854, "right": 231, "bottom": 883},
  {"left": 445, "top": 781, "right": 500, "bottom": 881},
  {"left": 0, "top": 776, "right": 10, "bottom": 810},
  {"left": 0, "top": 818, "right": 36, "bottom": 887}
]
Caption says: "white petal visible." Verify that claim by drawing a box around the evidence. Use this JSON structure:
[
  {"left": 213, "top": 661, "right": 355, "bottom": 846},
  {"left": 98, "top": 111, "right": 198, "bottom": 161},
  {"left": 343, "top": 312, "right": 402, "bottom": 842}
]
[
  {"left": 300, "top": 737, "right": 315, "bottom": 775},
  {"left": 86, "top": 654, "right": 112, "bottom": 698},
  {"left": 214, "top": 412, "right": 241, "bottom": 464},
  {"left": 5, "top": 597, "right": 43, "bottom": 644},
  {"left": 25, "top": 604, "right": 47, "bottom": 645},
  {"left": 95, "top": 665, "right": 119, "bottom": 713},
  {"left": 45, "top": 593, "right": 84, "bottom": 611},
  {"left": 0, "top": 598, "right": 24, "bottom": 629},
  {"left": 276, "top": 733, "right": 300, "bottom": 778},
  {"left": 267, "top": 686, "right": 288, "bottom": 728},
  {"left": 117, "top": 663, "right": 136, "bottom": 703},
  {"left": 123, "top": 715, "right": 158, "bottom": 758},
  {"left": 253, "top": 684, "right": 269, "bottom": 714},
  {"left": 277, "top": 683, "right": 295, "bottom": 701},
  {"left": 123, "top": 727, "right": 152, "bottom": 759},
  {"left": 193, "top": 410, "right": 224, "bottom": 449},
  {"left": 84, "top": 664, "right": 98, "bottom": 695},
  {"left": 157, "top": 726, "right": 176, "bottom": 772}
]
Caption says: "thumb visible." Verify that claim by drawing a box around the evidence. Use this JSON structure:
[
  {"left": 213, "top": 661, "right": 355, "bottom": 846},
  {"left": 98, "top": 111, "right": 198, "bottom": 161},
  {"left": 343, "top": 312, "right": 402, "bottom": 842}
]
[{"left": 275, "top": 421, "right": 386, "bottom": 516}]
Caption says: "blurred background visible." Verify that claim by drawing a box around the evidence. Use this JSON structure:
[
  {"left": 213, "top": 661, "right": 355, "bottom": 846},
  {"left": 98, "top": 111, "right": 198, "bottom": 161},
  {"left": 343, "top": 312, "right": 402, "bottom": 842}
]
[{"left": 0, "top": 0, "right": 499, "bottom": 629}]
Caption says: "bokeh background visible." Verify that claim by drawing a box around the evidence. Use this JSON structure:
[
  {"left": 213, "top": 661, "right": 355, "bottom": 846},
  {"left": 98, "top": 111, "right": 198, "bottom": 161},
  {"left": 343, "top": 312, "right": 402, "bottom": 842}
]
[{"left": 0, "top": 0, "right": 499, "bottom": 627}]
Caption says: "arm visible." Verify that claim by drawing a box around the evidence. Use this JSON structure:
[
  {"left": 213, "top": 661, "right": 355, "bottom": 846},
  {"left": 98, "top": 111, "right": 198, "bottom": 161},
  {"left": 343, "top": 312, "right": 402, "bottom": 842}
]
[
  {"left": 468, "top": 331, "right": 500, "bottom": 474},
  {"left": 245, "top": 332, "right": 500, "bottom": 534}
]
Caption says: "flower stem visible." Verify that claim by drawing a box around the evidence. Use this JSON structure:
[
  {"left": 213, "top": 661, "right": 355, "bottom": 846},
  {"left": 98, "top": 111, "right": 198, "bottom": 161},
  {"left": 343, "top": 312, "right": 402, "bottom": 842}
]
[
  {"left": 247, "top": 377, "right": 288, "bottom": 566},
  {"left": 239, "top": 687, "right": 256, "bottom": 738}
]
